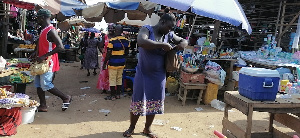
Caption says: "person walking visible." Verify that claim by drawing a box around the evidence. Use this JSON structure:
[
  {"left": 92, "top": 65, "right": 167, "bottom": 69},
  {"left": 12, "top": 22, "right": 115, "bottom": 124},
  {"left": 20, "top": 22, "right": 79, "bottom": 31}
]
[
  {"left": 33, "top": 9, "right": 72, "bottom": 112},
  {"left": 79, "top": 32, "right": 89, "bottom": 69},
  {"left": 123, "top": 11, "right": 188, "bottom": 137},
  {"left": 103, "top": 24, "right": 130, "bottom": 100},
  {"left": 84, "top": 32, "right": 101, "bottom": 76},
  {"left": 96, "top": 24, "right": 116, "bottom": 94}
]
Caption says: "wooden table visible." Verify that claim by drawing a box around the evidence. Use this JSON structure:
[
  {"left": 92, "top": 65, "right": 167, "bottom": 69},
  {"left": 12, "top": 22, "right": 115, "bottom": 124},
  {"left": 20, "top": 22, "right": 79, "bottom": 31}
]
[
  {"left": 223, "top": 91, "right": 300, "bottom": 138},
  {"left": 177, "top": 80, "right": 207, "bottom": 106}
]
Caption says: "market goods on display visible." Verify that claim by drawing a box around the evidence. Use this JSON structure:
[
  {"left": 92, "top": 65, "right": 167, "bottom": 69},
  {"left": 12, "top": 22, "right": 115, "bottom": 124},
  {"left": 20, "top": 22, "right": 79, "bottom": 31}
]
[
  {"left": 0, "top": 88, "right": 39, "bottom": 109},
  {"left": 10, "top": 72, "right": 33, "bottom": 83},
  {"left": 18, "top": 44, "right": 36, "bottom": 49}
]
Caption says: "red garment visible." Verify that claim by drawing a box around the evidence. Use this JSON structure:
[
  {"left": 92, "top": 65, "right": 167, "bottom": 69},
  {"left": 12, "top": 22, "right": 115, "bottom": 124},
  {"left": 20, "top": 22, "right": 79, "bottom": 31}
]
[
  {"left": 39, "top": 25, "right": 60, "bottom": 72},
  {"left": 0, "top": 108, "right": 22, "bottom": 136},
  {"left": 97, "top": 35, "right": 110, "bottom": 91}
]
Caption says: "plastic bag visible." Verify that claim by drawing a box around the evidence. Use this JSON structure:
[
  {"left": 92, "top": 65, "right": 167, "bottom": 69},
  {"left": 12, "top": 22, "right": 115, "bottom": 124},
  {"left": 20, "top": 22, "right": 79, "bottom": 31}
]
[
  {"left": 210, "top": 99, "right": 225, "bottom": 111},
  {"left": 0, "top": 56, "right": 6, "bottom": 71}
]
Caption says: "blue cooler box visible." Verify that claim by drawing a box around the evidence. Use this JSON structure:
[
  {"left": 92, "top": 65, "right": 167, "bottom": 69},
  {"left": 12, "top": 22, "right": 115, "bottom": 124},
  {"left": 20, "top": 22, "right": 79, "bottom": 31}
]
[{"left": 239, "top": 67, "right": 280, "bottom": 101}]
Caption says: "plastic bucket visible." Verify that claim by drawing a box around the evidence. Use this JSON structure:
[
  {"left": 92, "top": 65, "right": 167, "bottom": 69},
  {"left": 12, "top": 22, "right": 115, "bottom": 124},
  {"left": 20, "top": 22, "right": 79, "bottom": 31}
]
[{"left": 21, "top": 107, "right": 37, "bottom": 124}]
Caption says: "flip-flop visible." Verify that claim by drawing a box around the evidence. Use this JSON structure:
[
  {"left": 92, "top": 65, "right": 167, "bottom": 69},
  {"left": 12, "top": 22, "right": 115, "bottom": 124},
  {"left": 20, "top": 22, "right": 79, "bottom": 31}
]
[
  {"left": 62, "top": 96, "right": 72, "bottom": 111},
  {"left": 142, "top": 130, "right": 158, "bottom": 138},
  {"left": 123, "top": 130, "right": 134, "bottom": 137}
]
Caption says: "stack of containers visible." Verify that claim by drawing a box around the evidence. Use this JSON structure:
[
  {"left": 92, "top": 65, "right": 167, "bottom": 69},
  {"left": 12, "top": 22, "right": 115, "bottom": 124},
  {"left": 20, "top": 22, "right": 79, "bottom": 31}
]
[{"left": 239, "top": 67, "right": 280, "bottom": 101}]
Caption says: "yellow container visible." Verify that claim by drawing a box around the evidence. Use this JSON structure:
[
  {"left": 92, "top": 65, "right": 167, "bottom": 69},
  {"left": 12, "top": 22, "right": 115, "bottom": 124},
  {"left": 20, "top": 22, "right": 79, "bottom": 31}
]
[
  {"left": 203, "top": 83, "right": 219, "bottom": 105},
  {"left": 280, "top": 80, "right": 289, "bottom": 92}
]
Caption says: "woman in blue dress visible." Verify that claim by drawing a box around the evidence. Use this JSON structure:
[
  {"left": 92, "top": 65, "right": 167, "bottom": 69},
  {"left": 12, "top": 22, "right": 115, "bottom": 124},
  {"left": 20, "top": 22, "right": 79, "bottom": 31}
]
[{"left": 123, "top": 11, "right": 188, "bottom": 138}]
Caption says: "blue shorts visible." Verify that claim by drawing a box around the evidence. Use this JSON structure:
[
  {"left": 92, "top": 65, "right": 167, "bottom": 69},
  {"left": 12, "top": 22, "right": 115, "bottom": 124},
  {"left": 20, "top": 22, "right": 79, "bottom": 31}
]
[{"left": 34, "top": 72, "right": 54, "bottom": 91}]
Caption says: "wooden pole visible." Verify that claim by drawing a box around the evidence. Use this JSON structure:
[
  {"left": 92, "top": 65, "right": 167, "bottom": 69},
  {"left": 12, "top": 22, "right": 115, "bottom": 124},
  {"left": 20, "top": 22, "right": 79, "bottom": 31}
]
[
  {"left": 212, "top": 20, "right": 220, "bottom": 45},
  {"left": 1, "top": 3, "right": 9, "bottom": 58},
  {"left": 278, "top": 1, "right": 286, "bottom": 48},
  {"left": 188, "top": 15, "right": 197, "bottom": 42},
  {"left": 274, "top": 1, "right": 282, "bottom": 38}
]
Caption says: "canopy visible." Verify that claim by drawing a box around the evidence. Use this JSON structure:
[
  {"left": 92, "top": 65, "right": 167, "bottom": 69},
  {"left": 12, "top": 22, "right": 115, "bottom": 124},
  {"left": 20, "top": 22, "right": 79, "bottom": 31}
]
[
  {"left": 149, "top": 0, "right": 252, "bottom": 34},
  {"left": 82, "top": 0, "right": 156, "bottom": 23},
  {"left": 117, "top": 13, "right": 159, "bottom": 26},
  {"left": 2, "top": 0, "right": 37, "bottom": 10},
  {"left": 41, "top": 0, "right": 87, "bottom": 16},
  {"left": 80, "top": 28, "right": 101, "bottom": 33}
]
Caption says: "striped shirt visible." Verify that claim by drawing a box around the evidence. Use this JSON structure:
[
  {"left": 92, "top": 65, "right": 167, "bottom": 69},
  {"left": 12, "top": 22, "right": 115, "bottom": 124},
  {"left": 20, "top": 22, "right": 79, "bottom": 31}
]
[{"left": 108, "top": 36, "right": 130, "bottom": 69}]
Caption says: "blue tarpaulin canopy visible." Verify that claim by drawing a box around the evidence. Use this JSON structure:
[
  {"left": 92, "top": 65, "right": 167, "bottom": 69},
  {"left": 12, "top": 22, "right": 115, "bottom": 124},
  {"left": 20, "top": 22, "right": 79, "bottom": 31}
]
[
  {"left": 149, "top": 0, "right": 252, "bottom": 34},
  {"left": 42, "top": 0, "right": 87, "bottom": 17}
]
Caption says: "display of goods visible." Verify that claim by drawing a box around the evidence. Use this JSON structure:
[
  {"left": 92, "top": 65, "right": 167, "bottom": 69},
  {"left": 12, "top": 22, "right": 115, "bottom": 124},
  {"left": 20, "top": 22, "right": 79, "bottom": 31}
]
[
  {"left": 0, "top": 88, "right": 8, "bottom": 98},
  {"left": 18, "top": 44, "right": 36, "bottom": 49},
  {"left": 0, "top": 88, "right": 39, "bottom": 108},
  {"left": 180, "top": 70, "right": 205, "bottom": 84},
  {"left": 10, "top": 73, "right": 33, "bottom": 83},
  {"left": 16, "top": 63, "right": 31, "bottom": 68}
]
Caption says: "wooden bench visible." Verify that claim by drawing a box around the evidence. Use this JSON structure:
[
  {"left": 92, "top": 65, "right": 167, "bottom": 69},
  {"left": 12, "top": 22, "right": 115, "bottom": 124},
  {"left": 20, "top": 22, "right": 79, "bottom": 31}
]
[{"left": 177, "top": 80, "right": 207, "bottom": 106}]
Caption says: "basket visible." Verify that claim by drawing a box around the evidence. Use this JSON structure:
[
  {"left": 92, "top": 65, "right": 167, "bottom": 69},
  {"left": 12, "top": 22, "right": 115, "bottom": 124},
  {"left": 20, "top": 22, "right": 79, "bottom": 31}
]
[{"left": 180, "top": 70, "right": 205, "bottom": 84}]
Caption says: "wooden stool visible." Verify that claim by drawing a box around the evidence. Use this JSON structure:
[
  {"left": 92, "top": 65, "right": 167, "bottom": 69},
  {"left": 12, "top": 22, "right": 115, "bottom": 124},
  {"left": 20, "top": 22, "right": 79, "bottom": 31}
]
[{"left": 177, "top": 80, "right": 207, "bottom": 106}]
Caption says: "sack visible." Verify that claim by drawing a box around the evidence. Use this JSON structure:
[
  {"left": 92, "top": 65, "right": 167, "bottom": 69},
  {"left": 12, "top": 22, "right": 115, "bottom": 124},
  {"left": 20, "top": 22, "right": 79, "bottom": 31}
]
[
  {"left": 29, "top": 56, "right": 51, "bottom": 76},
  {"left": 165, "top": 49, "right": 180, "bottom": 72}
]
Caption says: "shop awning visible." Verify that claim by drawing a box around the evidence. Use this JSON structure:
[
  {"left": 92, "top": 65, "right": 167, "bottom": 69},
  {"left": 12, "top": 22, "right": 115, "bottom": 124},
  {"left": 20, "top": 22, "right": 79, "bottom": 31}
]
[
  {"left": 149, "top": 0, "right": 252, "bottom": 34},
  {"left": 41, "top": 0, "right": 87, "bottom": 16},
  {"left": 2, "top": 0, "right": 36, "bottom": 10}
]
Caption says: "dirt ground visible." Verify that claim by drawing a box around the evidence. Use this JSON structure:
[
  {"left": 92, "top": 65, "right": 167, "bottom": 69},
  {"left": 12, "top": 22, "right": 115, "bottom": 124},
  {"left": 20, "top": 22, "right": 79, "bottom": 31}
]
[{"left": 9, "top": 61, "right": 292, "bottom": 138}]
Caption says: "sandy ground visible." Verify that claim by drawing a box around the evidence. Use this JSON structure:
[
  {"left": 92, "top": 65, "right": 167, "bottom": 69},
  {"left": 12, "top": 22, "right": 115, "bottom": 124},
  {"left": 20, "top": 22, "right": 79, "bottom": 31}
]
[{"left": 9, "top": 61, "right": 292, "bottom": 138}]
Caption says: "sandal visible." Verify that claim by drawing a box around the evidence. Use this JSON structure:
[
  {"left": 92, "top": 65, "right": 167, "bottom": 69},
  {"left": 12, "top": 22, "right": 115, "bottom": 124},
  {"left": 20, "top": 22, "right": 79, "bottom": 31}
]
[
  {"left": 62, "top": 96, "right": 72, "bottom": 111},
  {"left": 123, "top": 130, "right": 134, "bottom": 137},
  {"left": 104, "top": 96, "right": 116, "bottom": 101},
  {"left": 116, "top": 95, "right": 120, "bottom": 99},
  {"left": 142, "top": 130, "right": 158, "bottom": 138}
]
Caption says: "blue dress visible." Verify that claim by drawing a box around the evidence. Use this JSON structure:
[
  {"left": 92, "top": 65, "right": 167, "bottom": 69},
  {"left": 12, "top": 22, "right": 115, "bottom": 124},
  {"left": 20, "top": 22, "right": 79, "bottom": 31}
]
[{"left": 130, "top": 25, "right": 171, "bottom": 116}]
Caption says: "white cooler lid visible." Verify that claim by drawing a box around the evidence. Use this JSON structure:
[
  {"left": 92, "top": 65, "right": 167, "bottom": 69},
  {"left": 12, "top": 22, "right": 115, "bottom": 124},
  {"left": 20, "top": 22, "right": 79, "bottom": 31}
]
[{"left": 239, "top": 67, "right": 280, "bottom": 77}]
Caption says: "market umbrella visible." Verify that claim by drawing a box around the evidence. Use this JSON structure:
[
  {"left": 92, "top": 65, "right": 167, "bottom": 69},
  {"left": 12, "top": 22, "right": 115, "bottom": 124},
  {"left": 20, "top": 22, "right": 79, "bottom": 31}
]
[
  {"left": 82, "top": 0, "right": 156, "bottom": 23},
  {"left": 65, "top": 18, "right": 95, "bottom": 27},
  {"left": 117, "top": 13, "right": 159, "bottom": 26},
  {"left": 149, "top": 0, "right": 252, "bottom": 34},
  {"left": 40, "top": 0, "right": 87, "bottom": 21},
  {"left": 80, "top": 28, "right": 101, "bottom": 33}
]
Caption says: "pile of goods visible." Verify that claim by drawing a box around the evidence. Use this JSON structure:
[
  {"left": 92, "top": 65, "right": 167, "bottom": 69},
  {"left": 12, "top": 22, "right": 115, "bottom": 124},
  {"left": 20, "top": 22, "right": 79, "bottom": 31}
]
[
  {"left": 18, "top": 44, "right": 36, "bottom": 49},
  {"left": 10, "top": 72, "right": 33, "bottom": 83},
  {"left": 0, "top": 88, "right": 39, "bottom": 109}
]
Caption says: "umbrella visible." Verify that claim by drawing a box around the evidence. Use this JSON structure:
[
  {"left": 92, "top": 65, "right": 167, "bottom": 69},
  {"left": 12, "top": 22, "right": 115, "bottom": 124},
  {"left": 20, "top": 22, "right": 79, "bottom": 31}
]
[
  {"left": 149, "top": 0, "right": 252, "bottom": 34},
  {"left": 117, "top": 13, "right": 160, "bottom": 26},
  {"left": 82, "top": 0, "right": 156, "bottom": 23},
  {"left": 40, "top": 0, "right": 87, "bottom": 21},
  {"left": 65, "top": 18, "right": 95, "bottom": 27},
  {"left": 80, "top": 28, "right": 101, "bottom": 33}
]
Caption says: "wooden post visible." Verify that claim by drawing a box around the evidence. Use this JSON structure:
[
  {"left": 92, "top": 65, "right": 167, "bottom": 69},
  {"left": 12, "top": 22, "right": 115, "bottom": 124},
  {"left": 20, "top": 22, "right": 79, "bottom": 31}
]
[
  {"left": 274, "top": 1, "right": 282, "bottom": 38},
  {"left": 278, "top": 1, "right": 286, "bottom": 48},
  {"left": 1, "top": 3, "right": 9, "bottom": 58},
  {"left": 212, "top": 20, "right": 220, "bottom": 45},
  {"left": 188, "top": 15, "right": 197, "bottom": 42}
]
